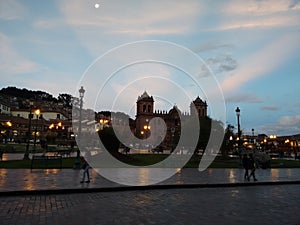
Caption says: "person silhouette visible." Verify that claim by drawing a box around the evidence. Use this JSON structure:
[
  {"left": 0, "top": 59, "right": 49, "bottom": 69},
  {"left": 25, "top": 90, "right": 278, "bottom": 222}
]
[
  {"left": 80, "top": 158, "right": 90, "bottom": 183},
  {"left": 242, "top": 154, "right": 250, "bottom": 181},
  {"left": 248, "top": 154, "right": 258, "bottom": 181}
]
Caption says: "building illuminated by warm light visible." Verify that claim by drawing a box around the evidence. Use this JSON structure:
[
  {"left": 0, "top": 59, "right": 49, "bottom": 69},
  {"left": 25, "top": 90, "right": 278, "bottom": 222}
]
[{"left": 134, "top": 91, "right": 207, "bottom": 147}]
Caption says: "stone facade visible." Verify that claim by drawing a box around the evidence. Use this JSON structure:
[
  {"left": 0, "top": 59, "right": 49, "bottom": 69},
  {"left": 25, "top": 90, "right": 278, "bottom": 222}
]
[{"left": 135, "top": 91, "right": 207, "bottom": 147}]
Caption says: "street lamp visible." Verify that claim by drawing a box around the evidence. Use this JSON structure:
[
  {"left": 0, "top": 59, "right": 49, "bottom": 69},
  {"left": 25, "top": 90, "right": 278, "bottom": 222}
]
[
  {"left": 143, "top": 124, "right": 150, "bottom": 151},
  {"left": 252, "top": 128, "right": 255, "bottom": 144},
  {"left": 24, "top": 101, "right": 33, "bottom": 160},
  {"left": 33, "top": 109, "right": 40, "bottom": 153},
  {"left": 74, "top": 86, "right": 85, "bottom": 169},
  {"left": 235, "top": 107, "right": 242, "bottom": 163},
  {"left": 171, "top": 127, "right": 175, "bottom": 152},
  {"left": 143, "top": 124, "right": 150, "bottom": 138},
  {"left": 4, "top": 121, "right": 12, "bottom": 143}
]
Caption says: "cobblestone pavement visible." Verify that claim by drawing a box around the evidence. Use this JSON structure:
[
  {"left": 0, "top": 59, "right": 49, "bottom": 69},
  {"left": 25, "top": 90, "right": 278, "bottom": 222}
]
[
  {"left": 0, "top": 184, "right": 299, "bottom": 225},
  {"left": 1, "top": 168, "right": 300, "bottom": 192}
]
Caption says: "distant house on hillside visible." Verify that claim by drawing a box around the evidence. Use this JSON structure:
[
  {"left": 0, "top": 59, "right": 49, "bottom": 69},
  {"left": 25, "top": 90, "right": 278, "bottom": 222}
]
[
  {"left": 11, "top": 108, "right": 69, "bottom": 121},
  {"left": 0, "top": 94, "right": 10, "bottom": 115}
]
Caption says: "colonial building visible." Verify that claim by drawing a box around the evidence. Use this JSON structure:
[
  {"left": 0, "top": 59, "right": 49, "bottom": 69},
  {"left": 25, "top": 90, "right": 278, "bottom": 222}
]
[
  {"left": 11, "top": 108, "right": 69, "bottom": 121},
  {"left": 0, "top": 101, "right": 71, "bottom": 143},
  {"left": 135, "top": 91, "right": 207, "bottom": 147},
  {"left": 0, "top": 94, "right": 10, "bottom": 115}
]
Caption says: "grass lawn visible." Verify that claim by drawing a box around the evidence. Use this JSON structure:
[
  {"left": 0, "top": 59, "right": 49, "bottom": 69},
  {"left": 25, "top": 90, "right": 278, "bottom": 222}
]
[
  {"left": 0, "top": 143, "right": 77, "bottom": 153},
  {"left": 0, "top": 158, "right": 77, "bottom": 169},
  {"left": 0, "top": 143, "right": 54, "bottom": 153},
  {"left": 1, "top": 154, "right": 299, "bottom": 169},
  {"left": 271, "top": 159, "right": 300, "bottom": 168},
  {"left": 0, "top": 143, "right": 28, "bottom": 153}
]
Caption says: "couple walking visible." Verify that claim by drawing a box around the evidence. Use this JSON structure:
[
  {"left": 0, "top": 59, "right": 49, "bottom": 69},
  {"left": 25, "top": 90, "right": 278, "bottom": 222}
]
[{"left": 242, "top": 153, "right": 258, "bottom": 181}]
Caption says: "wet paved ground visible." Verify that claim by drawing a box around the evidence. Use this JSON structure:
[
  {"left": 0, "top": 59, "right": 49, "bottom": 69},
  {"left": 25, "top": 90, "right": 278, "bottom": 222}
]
[
  {"left": 1, "top": 168, "right": 300, "bottom": 192},
  {"left": 0, "top": 166, "right": 300, "bottom": 224},
  {"left": 0, "top": 184, "right": 299, "bottom": 225}
]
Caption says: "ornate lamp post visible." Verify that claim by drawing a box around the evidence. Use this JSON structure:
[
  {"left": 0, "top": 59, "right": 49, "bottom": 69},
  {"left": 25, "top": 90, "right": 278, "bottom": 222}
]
[
  {"left": 252, "top": 128, "right": 256, "bottom": 144},
  {"left": 33, "top": 109, "right": 40, "bottom": 154},
  {"left": 143, "top": 124, "right": 150, "bottom": 150},
  {"left": 171, "top": 127, "right": 175, "bottom": 152},
  {"left": 235, "top": 107, "right": 242, "bottom": 163},
  {"left": 24, "top": 101, "right": 33, "bottom": 160},
  {"left": 74, "top": 86, "right": 85, "bottom": 169},
  {"left": 4, "top": 121, "right": 12, "bottom": 143},
  {"left": 143, "top": 124, "right": 151, "bottom": 138}
]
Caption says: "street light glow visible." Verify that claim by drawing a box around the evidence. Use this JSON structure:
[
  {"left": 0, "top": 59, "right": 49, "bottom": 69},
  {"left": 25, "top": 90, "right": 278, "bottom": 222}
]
[{"left": 35, "top": 109, "right": 40, "bottom": 115}]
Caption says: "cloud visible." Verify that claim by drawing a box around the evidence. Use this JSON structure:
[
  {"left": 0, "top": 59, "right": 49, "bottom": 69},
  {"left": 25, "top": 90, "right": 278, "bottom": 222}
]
[
  {"left": 220, "top": 33, "right": 299, "bottom": 93},
  {"left": 217, "top": 16, "right": 299, "bottom": 31},
  {"left": 258, "top": 114, "right": 300, "bottom": 135},
  {"left": 258, "top": 123, "right": 300, "bottom": 135},
  {"left": 226, "top": 93, "right": 262, "bottom": 103},
  {"left": 278, "top": 115, "right": 300, "bottom": 126},
  {"left": 59, "top": 0, "right": 202, "bottom": 36},
  {"left": 0, "top": 0, "right": 27, "bottom": 20},
  {"left": 89, "top": 61, "right": 194, "bottom": 116},
  {"left": 214, "top": 0, "right": 300, "bottom": 32},
  {"left": 205, "top": 54, "right": 237, "bottom": 73},
  {"left": 222, "top": 0, "right": 300, "bottom": 16},
  {"left": 33, "top": 19, "right": 64, "bottom": 29},
  {"left": 0, "top": 33, "right": 41, "bottom": 75},
  {"left": 289, "top": 0, "right": 300, "bottom": 8},
  {"left": 193, "top": 43, "right": 234, "bottom": 53},
  {"left": 260, "top": 106, "right": 280, "bottom": 111}
]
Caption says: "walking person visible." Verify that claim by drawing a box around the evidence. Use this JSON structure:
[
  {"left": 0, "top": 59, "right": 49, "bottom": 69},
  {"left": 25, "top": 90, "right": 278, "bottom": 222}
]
[
  {"left": 242, "top": 154, "right": 250, "bottom": 181},
  {"left": 80, "top": 158, "right": 90, "bottom": 183},
  {"left": 0, "top": 148, "right": 3, "bottom": 161},
  {"left": 248, "top": 153, "right": 258, "bottom": 181}
]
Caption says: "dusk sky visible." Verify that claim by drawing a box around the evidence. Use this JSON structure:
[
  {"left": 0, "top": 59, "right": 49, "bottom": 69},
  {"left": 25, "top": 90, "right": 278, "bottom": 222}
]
[{"left": 0, "top": 0, "right": 299, "bottom": 136}]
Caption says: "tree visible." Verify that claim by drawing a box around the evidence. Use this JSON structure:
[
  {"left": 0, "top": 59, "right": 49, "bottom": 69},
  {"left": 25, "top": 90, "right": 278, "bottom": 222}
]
[
  {"left": 220, "top": 124, "right": 235, "bottom": 158},
  {"left": 181, "top": 116, "right": 213, "bottom": 154},
  {"left": 197, "top": 117, "right": 213, "bottom": 151},
  {"left": 0, "top": 86, "right": 57, "bottom": 103},
  {"left": 98, "top": 127, "right": 120, "bottom": 157},
  {"left": 58, "top": 93, "right": 73, "bottom": 108}
]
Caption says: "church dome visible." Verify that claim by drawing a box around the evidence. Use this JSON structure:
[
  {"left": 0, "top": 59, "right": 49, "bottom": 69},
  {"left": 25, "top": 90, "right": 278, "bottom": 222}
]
[{"left": 169, "top": 105, "right": 181, "bottom": 116}]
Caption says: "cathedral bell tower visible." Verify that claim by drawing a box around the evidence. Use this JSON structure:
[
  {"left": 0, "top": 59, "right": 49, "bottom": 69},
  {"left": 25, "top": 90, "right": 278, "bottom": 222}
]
[
  {"left": 136, "top": 91, "right": 154, "bottom": 138},
  {"left": 190, "top": 96, "right": 207, "bottom": 117},
  {"left": 136, "top": 91, "right": 154, "bottom": 116}
]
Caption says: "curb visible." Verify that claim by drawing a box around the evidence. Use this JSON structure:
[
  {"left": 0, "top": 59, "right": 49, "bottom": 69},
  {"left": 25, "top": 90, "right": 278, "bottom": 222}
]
[{"left": 1, "top": 180, "right": 300, "bottom": 196}]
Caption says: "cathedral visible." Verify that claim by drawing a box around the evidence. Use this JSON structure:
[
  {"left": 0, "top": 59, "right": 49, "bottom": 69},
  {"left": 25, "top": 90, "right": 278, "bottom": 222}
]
[{"left": 135, "top": 91, "right": 207, "bottom": 148}]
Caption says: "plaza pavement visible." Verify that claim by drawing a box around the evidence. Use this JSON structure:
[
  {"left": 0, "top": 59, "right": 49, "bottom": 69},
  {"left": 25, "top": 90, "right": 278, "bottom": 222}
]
[
  {"left": 0, "top": 167, "right": 300, "bottom": 193},
  {"left": 1, "top": 157, "right": 300, "bottom": 225},
  {"left": 0, "top": 168, "right": 299, "bottom": 225}
]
